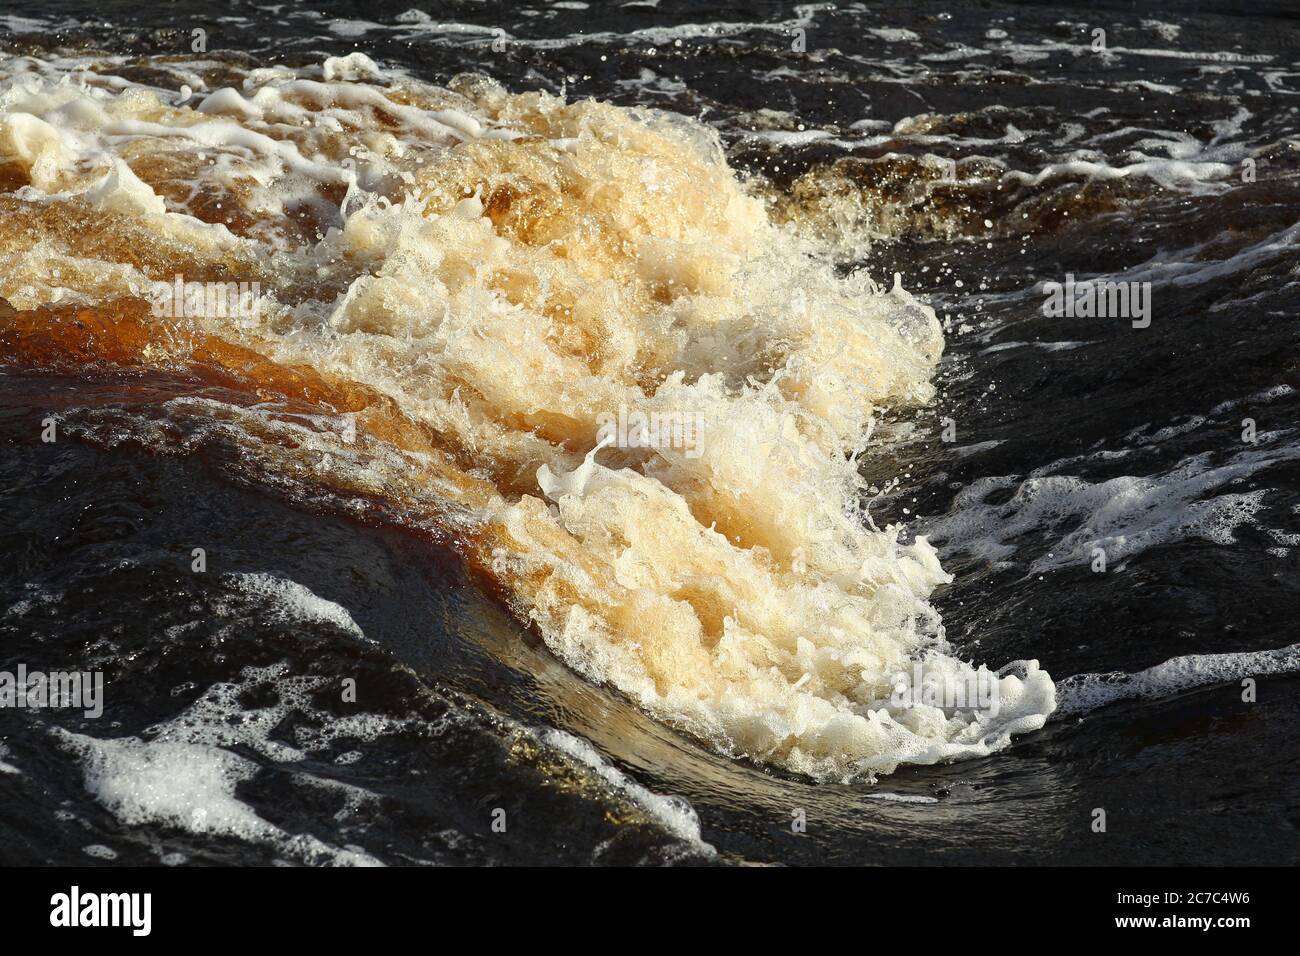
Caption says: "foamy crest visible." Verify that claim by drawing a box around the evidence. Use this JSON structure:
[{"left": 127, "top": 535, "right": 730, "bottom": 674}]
[
  {"left": 1058, "top": 644, "right": 1300, "bottom": 717},
  {"left": 0, "top": 51, "right": 1056, "bottom": 779}
]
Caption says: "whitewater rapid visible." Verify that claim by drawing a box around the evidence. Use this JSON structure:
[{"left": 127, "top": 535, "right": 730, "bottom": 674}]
[{"left": 0, "top": 49, "right": 1058, "bottom": 780}]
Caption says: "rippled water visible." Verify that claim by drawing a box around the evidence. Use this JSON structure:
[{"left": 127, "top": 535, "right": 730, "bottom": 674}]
[{"left": 1, "top": 1, "right": 1298, "bottom": 865}]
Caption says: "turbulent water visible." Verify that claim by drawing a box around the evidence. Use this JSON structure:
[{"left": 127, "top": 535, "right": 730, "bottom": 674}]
[{"left": 1, "top": 1, "right": 1298, "bottom": 866}]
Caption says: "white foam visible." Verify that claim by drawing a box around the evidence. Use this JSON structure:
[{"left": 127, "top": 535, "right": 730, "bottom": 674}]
[
  {"left": 951, "top": 440, "right": 1003, "bottom": 458},
  {"left": 1057, "top": 644, "right": 1300, "bottom": 717},
  {"left": 48, "top": 662, "right": 407, "bottom": 863},
  {"left": 1103, "top": 223, "right": 1300, "bottom": 293},
  {"left": 865, "top": 792, "right": 938, "bottom": 804},
  {"left": 542, "top": 729, "right": 714, "bottom": 854},
  {"left": 0, "top": 15, "right": 77, "bottom": 34},
  {"left": 1211, "top": 384, "right": 1294, "bottom": 415},
  {"left": 869, "top": 28, "right": 919, "bottom": 43},
  {"left": 51, "top": 653, "right": 726, "bottom": 857},
  {"left": 1141, "top": 20, "right": 1182, "bottom": 42},
  {"left": 220, "top": 573, "right": 366, "bottom": 640},
  {"left": 4, "top": 586, "right": 61, "bottom": 618},
  {"left": 386, "top": 9, "right": 828, "bottom": 50},
  {"left": 54, "top": 728, "right": 383, "bottom": 866},
  {"left": 925, "top": 443, "right": 1300, "bottom": 573}
]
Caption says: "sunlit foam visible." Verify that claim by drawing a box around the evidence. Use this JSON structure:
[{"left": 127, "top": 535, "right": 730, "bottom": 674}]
[{"left": 0, "top": 50, "right": 1056, "bottom": 780}]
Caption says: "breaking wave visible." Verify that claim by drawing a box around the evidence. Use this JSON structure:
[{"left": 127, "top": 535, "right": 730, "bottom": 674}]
[{"left": 0, "top": 49, "right": 1059, "bottom": 780}]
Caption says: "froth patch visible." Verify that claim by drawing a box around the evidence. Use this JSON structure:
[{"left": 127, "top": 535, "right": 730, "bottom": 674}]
[
  {"left": 925, "top": 443, "right": 1300, "bottom": 574},
  {"left": 0, "top": 742, "right": 19, "bottom": 775},
  {"left": 1057, "top": 644, "right": 1300, "bottom": 718},
  {"left": 53, "top": 728, "right": 383, "bottom": 866},
  {"left": 220, "top": 572, "right": 366, "bottom": 641}
]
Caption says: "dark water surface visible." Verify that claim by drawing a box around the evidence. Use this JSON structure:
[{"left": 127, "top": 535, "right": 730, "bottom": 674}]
[{"left": 2, "top": 1, "right": 1298, "bottom": 865}]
